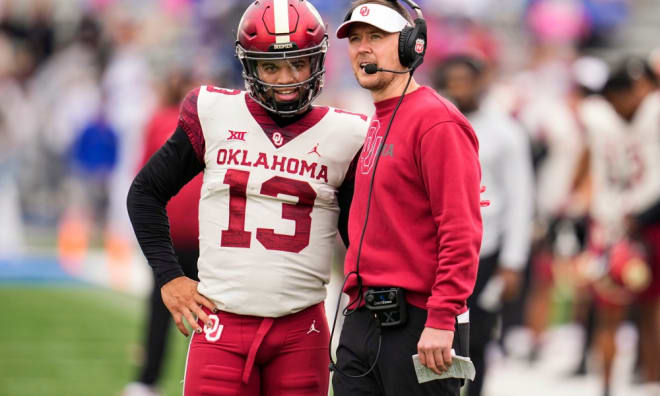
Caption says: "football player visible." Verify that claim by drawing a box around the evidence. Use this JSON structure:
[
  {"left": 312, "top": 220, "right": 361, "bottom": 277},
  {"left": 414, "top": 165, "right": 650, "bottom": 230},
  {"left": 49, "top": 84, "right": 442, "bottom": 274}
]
[
  {"left": 126, "top": 1, "right": 367, "bottom": 395},
  {"left": 580, "top": 56, "right": 660, "bottom": 395}
]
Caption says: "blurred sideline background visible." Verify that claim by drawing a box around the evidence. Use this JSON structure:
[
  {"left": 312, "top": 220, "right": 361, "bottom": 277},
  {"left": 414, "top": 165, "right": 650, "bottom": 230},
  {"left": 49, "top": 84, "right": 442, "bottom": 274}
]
[{"left": 1, "top": 0, "right": 660, "bottom": 395}]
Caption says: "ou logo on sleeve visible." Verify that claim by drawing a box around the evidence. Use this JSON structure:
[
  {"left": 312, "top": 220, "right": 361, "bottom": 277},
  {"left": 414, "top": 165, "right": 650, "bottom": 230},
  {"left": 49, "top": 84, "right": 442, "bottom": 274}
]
[{"left": 203, "top": 314, "right": 224, "bottom": 342}]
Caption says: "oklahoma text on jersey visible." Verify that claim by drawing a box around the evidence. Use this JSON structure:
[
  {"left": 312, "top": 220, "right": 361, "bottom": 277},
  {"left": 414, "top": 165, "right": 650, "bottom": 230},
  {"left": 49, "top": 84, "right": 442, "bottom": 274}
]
[{"left": 216, "top": 149, "right": 329, "bottom": 183}]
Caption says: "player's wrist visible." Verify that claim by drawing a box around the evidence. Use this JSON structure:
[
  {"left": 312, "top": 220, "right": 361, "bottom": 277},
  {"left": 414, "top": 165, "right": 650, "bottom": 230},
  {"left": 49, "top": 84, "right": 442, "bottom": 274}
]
[{"left": 160, "top": 274, "right": 187, "bottom": 289}]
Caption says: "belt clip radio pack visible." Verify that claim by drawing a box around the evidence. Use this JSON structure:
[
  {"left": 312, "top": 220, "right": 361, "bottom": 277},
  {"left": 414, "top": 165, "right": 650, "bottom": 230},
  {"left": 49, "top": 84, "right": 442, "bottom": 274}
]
[{"left": 364, "top": 287, "right": 407, "bottom": 327}]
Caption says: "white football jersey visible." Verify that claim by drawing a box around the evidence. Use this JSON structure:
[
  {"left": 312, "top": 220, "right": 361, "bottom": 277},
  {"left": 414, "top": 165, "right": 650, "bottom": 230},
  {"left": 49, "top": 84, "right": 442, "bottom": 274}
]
[
  {"left": 192, "top": 86, "right": 366, "bottom": 317},
  {"left": 624, "top": 91, "right": 660, "bottom": 214},
  {"left": 581, "top": 91, "right": 660, "bottom": 246},
  {"left": 534, "top": 99, "right": 585, "bottom": 220},
  {"left": 581, "top": 97, "right": 627, "bottom": 246}
]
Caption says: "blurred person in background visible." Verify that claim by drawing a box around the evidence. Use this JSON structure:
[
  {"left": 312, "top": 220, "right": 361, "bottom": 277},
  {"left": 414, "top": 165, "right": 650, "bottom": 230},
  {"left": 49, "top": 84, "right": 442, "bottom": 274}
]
[
  {"left": 482, "top": 2, "right": 613, "bottom": 363},
  {"left": 0, "top": 32, "right": 35, "bottom": 258},
  {"left": 23, "top": 13, "right": 105, "bottom": 236},
  {"left": 433, "top": 54, "right": 534, "bottom": 396},
  {"left": 599, "top": 57, "right": 660, "bottom": 387},
  {"left": 103, "top": 7, "right": 156, "bottom": 266},
  {"left": 579, "top": 56, "right": 660, "bottom": 396},
  {"left": 123, "top": 69, "right": 202, "bottom": 396},
  {"left": 0, "top": 0, "right": 55, "bottom": 74},
  {"left": 127, "top": 1, "right": 368, "bottom": 394},
  {"left": 481, "top": 20, "right": 578, "bottom": 352},
  {"left": 523, "top": 56, "right": 608, "bottom": 366},
  {"left": 63, "top": 101, "right": 119, "bottom": 251},
  {"left": 558, "top": 57, "right": 610, "bottom": 377}
]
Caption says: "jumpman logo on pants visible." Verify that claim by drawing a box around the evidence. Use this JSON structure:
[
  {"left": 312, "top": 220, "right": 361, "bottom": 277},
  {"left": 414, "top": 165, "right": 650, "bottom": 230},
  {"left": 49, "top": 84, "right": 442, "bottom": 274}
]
[{"left": 307, "top": 320, "right": 320, "bottom": 334}]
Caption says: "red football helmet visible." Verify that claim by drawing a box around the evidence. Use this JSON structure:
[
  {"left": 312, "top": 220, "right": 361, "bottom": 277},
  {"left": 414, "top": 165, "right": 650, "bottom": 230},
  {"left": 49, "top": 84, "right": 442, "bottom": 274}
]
[
  {"left": 590, "top": 239, "right": 652, "bottom": 307},
  {"left": 235, "top": 0, "right": 328, "bottom": 116},
  {"left": 608, "top": 239, "right": 651, "bottom": 293}
]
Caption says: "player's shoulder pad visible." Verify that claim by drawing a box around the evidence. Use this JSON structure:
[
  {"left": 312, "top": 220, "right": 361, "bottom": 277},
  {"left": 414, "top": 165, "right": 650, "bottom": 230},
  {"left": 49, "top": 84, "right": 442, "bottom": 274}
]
[
  {"left": 579, "top": 96, "right": 617, "bottom": 126},
  {"left": 328, "top": 107, "right": 370, "bottom": 135},
  {"left": 178, "top": 87, "right": 206, "bottom": 161},
  {"left": 179, "top": 86, "right": 202, "bottom": 128},
  {"left": 329, "top": 107, "right": 369, "bottom": 123},
  {"left": 195, "top": 85, "right": 245, "bottom": 117}
]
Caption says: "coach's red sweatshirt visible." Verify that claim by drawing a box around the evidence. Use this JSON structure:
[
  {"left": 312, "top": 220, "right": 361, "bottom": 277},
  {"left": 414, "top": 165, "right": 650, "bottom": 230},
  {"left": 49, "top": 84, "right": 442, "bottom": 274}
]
[{"left": 344, "top": 86, "right": 482, "bottom": 331}]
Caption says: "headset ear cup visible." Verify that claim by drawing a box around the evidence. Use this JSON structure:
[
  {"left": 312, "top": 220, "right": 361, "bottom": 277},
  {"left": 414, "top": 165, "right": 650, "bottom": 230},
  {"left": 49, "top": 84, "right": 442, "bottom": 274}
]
[
  {"left": 414, "top": 19, "right": 427, "bottom": 63},
  {"left": 398, "top": 26, "right": 413, "bottom": 67}
]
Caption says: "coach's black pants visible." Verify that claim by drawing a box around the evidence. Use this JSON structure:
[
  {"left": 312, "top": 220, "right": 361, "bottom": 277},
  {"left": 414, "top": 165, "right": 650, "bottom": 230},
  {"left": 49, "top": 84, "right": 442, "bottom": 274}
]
[
  {"left": 332, "top": 304, "right": 465, "bottom": 396},
  {"left": 137, "top": 248, "right": 198, "bottom": 385}
]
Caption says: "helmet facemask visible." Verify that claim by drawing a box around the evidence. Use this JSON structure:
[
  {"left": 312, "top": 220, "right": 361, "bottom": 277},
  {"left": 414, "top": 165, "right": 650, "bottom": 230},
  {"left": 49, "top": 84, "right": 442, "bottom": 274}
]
[{"left": 236, "top": 37, "right": 328, "bottom": 117}]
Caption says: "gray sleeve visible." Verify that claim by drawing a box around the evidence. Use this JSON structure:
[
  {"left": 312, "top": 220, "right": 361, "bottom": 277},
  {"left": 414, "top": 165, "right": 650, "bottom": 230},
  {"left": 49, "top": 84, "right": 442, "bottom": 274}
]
[{"left": 499, "top": 119, "right": 535, "bottom": 271}]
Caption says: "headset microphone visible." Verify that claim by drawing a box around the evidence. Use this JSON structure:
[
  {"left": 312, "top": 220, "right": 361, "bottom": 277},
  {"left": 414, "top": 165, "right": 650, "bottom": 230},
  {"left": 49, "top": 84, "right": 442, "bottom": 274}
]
[{"left": 364, "top": 63, "right": 411, "bottom": 75}]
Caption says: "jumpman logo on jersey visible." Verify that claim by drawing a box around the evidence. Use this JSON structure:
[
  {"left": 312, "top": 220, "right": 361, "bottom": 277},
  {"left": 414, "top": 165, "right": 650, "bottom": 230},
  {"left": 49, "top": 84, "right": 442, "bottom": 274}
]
[
  {"left": 308, "top": 144, "right": 321, "bottom": 157},
  {"left": 307, "top": 320, "right": 320, "bottom": 334}
]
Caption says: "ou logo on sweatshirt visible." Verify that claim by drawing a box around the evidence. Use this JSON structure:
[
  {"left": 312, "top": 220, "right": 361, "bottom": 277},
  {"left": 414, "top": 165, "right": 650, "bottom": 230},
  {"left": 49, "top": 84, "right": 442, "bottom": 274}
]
[{"left": 360, "top": 120, "right": 382, "bottom": 174}]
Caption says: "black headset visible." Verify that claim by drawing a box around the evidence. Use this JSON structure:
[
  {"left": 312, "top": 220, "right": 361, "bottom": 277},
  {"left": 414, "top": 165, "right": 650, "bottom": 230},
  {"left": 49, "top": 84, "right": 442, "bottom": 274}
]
[
  {"left": 343, "top": 0, "right": 427, "bottom": 71},
  {"left": 395, "top": 0, "right": 427, "bottom": 70}
]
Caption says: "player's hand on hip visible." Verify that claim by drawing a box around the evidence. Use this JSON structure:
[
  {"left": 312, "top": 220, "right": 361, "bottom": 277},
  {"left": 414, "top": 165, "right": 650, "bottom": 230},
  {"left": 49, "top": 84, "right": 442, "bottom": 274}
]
[
  {"left": 160, "top": 276, "right": 218, "bottom": 337},
  {"left": 417, "top": 327, "right": 454, "bottom": 375}
]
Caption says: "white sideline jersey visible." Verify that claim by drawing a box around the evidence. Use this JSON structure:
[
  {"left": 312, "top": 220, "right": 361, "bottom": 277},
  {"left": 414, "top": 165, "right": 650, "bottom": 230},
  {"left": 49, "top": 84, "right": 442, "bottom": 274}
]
[
  {"left": 534, "top": 99, "right": 585, "bottom": 219},
  {"left": 469, "top": 108, "right": 534, "bottom": 271},
  {"left": 192, "top": 87, "right": 366, "bottom": 317},
  {"left": 624, "top": 92, "right": 660, "bottom": 214},
  {"left": 581, "top": 91, "right": 660, "bottom": 246}
]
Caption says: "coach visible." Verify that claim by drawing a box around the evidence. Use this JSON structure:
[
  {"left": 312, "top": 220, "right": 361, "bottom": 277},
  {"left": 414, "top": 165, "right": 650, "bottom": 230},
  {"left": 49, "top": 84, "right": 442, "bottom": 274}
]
[{"left": 332, "top": 1, "right": 483, "bottom": 395}]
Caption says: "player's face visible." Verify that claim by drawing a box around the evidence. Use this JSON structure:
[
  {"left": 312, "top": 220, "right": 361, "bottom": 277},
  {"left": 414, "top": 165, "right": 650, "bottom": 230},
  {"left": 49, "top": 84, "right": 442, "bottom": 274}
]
[
  {"left": 604, "top": 78, "right": 655, "bottom": 122},
  {"left": 256, "top": 58, "right": 312, "bottom": 103},
  {"left": 347, "top": 24, "right": 403, "bottom": 91},
  {"left": 605, "top": 90, "right": 636, "bottom": 121},
  {"left": 443, "top": 63, "right": 482, "bottom": 114}
]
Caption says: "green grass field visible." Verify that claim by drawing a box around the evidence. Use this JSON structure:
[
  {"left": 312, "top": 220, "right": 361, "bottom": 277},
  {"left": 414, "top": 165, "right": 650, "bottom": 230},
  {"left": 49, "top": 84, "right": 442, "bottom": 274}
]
[{"left": 0, "top": 285, "right": 190, "bottom": 396}]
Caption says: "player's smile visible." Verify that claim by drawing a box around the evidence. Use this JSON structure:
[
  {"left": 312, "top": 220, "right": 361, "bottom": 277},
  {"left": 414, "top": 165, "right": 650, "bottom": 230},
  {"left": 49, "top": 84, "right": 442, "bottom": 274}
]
[{"left": 274, "top": 88, "right": 300, "bottom": 102}]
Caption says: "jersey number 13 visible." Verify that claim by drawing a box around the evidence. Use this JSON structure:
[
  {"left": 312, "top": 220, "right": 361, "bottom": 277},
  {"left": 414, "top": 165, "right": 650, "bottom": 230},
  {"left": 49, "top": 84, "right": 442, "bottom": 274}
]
[{"left": 220, "top": 169, "right": 317, "bottom": 253}]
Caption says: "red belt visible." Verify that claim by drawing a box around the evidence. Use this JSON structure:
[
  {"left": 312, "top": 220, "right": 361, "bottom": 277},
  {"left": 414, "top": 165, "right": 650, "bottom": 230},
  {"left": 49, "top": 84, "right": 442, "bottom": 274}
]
[{"left": 242, "top": 317, "right": 274, "bottom": 384}]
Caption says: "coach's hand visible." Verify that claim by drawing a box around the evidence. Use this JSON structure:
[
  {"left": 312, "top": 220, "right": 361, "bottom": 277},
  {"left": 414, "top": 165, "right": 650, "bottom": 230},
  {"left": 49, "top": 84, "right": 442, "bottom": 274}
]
[
  {"left": 161, "top": 276, "right": 218, "bottom": 337},
  {"left": 417, "top": 327, "right": 454, "bottom": 375}
]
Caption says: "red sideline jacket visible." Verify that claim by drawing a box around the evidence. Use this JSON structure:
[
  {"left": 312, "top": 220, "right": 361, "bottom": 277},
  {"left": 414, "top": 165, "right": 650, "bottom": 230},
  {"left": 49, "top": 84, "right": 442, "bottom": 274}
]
[{"left": 344, "top": 86, "right": 483, "bottom": 331}]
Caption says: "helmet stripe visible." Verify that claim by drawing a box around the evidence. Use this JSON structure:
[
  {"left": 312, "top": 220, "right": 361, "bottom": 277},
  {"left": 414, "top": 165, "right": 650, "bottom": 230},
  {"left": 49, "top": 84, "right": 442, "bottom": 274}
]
[{"left": 274, "top": 0, "right": 291, "bottom": 43}]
